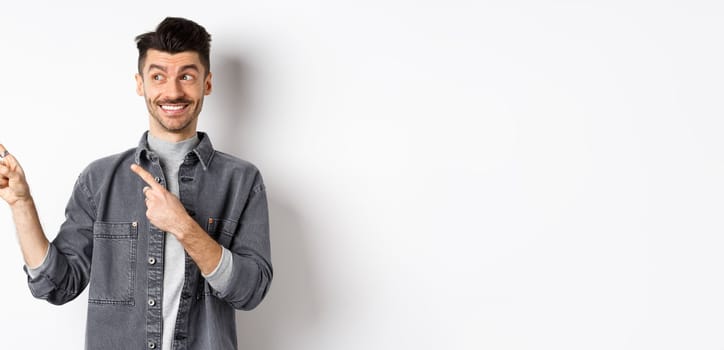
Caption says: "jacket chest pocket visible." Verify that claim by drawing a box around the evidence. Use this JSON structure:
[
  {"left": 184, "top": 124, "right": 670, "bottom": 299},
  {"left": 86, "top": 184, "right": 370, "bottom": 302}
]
[
  {"left": 206, "top": 218, "right": 238, "bottom": 249},
  {"left": 89, "top": 221, "right": 138, "bottom": 305}
]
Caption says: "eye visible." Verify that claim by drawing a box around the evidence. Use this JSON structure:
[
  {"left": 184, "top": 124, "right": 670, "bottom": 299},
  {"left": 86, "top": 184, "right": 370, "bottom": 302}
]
[
  {"left": 152, "top": 74, "right": 164, "bottom": 81},
  {"left": 181, "top": 74, "right": 194, "bottom": 81}
]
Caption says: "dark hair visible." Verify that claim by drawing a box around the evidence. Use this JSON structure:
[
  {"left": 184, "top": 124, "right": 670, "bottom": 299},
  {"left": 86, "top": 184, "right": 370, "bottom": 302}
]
[{"left": 135, "top": 17, "right": 212, "bottom": 76}]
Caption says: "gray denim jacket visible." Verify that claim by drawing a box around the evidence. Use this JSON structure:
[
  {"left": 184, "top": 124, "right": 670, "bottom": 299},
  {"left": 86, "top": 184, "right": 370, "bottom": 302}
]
[{"left": 24, "top": 132, "right": 273, "bottom": 350}]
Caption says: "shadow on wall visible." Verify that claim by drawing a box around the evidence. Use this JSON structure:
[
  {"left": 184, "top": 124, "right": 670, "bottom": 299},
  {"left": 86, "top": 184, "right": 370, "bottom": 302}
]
[{"left": 210, "top": 54, "right": 323, "bottom": 349}]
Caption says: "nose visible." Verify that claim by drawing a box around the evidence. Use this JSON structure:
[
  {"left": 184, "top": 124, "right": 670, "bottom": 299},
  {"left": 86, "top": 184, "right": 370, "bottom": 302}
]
[{"left": 165, "top": 79, "right": 184, "bottom": 100}]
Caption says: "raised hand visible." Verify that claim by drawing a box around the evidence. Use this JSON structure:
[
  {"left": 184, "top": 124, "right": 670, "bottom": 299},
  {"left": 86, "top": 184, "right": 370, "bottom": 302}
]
[
  {"left": 0, "top": 145, "right": 32, "bottom": 206},
  {"left": 130, "top": 163, "right": 191, "bottom": 237}
]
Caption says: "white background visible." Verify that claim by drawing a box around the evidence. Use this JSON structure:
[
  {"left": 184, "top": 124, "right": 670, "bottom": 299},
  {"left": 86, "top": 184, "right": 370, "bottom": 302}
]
[{"left": 1, "top": 1, "right": 723, "bottom": 349}]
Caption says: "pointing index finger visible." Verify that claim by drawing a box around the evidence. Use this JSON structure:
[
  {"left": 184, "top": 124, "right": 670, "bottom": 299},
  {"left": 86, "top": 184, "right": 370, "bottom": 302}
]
[{"left": 130, "top": 163, "right": 161, "bottom": 189}]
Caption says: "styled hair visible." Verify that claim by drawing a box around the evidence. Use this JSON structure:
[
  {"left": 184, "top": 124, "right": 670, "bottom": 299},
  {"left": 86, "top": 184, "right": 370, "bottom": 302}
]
[{"left": 135, "top": 17, "right": 212, "bottom": 76}]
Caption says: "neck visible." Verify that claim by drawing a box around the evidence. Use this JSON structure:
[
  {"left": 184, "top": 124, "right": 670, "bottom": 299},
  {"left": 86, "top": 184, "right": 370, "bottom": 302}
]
[{"left": 148, "top": 121, "right": 198, "bottom": 142}]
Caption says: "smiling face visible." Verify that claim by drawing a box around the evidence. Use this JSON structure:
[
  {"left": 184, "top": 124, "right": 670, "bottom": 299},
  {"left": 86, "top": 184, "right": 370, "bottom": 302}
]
[{"left": 135, "top": 49, "right": 212, "bottom": 141}]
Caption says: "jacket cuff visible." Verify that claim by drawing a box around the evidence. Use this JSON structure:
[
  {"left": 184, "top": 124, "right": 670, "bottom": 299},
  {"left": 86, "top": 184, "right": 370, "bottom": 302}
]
[
  {"left": 23, "top": 244, "right": 69, "bottom": 299},
  {"left": 202, "top": 246, "right": 233, "bottom": 294}
]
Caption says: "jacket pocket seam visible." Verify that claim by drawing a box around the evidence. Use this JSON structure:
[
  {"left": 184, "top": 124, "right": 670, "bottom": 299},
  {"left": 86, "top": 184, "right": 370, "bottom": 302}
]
[{"left": 88, "top": 221, "right": 137, "bottom": 305}]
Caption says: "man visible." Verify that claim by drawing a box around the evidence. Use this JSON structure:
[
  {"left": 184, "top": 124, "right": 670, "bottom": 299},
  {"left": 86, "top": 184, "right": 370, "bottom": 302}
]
[{"left": 0, "top": 17, "right": 272, "bottom": 349}]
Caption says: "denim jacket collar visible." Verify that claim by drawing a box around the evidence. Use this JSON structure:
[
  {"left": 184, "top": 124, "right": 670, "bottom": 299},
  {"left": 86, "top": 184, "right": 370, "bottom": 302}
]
[{"left": 134, "top": 131, "right": 215, "bottom": 170}]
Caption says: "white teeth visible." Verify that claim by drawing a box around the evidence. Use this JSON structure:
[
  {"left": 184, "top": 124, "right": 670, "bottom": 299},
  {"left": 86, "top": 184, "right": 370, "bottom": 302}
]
[{"left": 161, "top": 105, "right": 185, "bottom": 111}]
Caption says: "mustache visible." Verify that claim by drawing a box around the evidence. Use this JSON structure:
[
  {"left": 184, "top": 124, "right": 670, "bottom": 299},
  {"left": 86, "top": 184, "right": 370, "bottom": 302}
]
[{"left": 157, "top": 98, "right": 192, "bottom": 105}]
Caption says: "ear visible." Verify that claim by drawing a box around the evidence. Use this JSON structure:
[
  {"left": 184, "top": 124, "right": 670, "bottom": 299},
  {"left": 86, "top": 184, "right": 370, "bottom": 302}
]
[
  {"left": 204, "top": 72, "right": 213, "bottom": 96},
  {"left": 135, "top": 73, "right": 144, "bottom": 96}
]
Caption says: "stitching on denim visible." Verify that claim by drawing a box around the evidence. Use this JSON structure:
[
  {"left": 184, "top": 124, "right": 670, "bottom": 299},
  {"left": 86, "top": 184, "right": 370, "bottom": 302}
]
[
  {"left": 78, "top": 175, "right": 98, "bottom": 218},
  {"left": 88, "top": 299, "right": 135, "bottom": 305},
  {"left": 89, "top": 221, "right": 137, "bottom": 305}
]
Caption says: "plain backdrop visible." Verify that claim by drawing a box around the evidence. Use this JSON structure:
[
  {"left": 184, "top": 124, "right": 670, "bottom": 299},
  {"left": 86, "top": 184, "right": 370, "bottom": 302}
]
[{"left": 1, "top": 1, "right": 724, "bottom": 349}]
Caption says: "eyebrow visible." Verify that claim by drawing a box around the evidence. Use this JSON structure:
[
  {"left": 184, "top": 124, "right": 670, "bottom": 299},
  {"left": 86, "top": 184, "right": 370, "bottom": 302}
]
[
  {"left": 147, "top": 64, "right": 200, "bottom": 73},
  {"left": 148, "top": 64, "right": 166, "bottom": 72},
  {"left": 180, "top": 64, "right": 200, "bottom": 73}
]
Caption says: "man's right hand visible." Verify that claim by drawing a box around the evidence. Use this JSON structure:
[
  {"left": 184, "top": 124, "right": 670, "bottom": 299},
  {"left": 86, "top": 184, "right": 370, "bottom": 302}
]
[
  {"left": 0, "top": 144, "right": 49, "bottom": 268},
  {"left": 0, "top": 144, "right": 32, "bottom": 207}
]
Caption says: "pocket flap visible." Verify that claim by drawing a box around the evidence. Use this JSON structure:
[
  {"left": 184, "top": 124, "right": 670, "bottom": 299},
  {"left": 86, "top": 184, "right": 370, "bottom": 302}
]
[{"left": 93, "top": 221, "right": 138, "bottom": 239}]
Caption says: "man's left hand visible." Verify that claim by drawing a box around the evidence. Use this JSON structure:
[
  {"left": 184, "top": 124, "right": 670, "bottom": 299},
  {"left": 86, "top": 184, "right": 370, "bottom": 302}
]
[{"left": 131, "top": 163, "right": 190, "bottom": 237}]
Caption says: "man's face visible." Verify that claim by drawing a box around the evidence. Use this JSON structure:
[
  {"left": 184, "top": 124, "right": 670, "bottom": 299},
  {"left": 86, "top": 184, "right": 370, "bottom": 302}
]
[{"left": 135, "top": 49, "right": 212, "bottom": 139}]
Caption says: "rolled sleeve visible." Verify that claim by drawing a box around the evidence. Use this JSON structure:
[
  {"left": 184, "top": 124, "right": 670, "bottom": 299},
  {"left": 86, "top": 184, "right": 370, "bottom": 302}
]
[
  {"left": 202, "top": 246, "right": 234, "bottom": 293},
  {"left": 216, "top": 174, "right": 273, "bottom": 310},
  {"left": 25, "top": 173, "right": 95, "bottom": 305}
]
